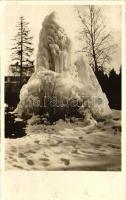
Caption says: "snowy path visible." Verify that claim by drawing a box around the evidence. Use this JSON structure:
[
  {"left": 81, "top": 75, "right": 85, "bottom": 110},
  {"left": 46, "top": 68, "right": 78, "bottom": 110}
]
[{"left": 5, "top": 110, "right": 121, "bottom": 171}]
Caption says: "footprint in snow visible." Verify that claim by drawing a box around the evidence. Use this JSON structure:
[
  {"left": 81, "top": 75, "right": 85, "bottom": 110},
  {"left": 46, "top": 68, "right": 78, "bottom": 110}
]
[
  {"left": 27, "top": 159, "right": 34, "bottom": 165},
  {"left": 18, "top": 153, "right": 26, "bottom": 158},
  {"left": 60, "top": 158, "right": 70, "bottom": 166}
]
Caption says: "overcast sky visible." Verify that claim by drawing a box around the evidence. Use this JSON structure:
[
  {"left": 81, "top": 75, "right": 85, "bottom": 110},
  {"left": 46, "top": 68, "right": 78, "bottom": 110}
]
[{"left": 3, "top": 4, "right": 122, "bottom": 75}]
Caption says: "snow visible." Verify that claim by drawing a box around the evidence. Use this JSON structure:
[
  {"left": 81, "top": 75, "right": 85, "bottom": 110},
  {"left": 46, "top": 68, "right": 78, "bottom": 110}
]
[{"left": 5, "top": 110, "right": 121, "bottom": 170}]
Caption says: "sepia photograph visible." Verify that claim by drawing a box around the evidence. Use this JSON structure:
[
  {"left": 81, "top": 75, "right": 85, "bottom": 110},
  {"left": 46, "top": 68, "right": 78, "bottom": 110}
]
[{"left": 4, "top": 3, "right": 122, "bottom": 171}]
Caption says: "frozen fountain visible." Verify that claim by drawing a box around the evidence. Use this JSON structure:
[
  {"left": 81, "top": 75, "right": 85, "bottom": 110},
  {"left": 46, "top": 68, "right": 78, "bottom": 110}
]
[{"left": 14, "top": 12, "right": 111, "bottom": 123}]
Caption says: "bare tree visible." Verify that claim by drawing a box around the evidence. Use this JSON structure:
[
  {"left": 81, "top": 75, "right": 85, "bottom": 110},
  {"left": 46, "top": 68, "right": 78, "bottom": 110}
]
[
  {"left": 10, "top": 16, "right": 34, "bottom": 86},
  {"left": 77, "top": 6, "right": 117, "bottom": 72}
]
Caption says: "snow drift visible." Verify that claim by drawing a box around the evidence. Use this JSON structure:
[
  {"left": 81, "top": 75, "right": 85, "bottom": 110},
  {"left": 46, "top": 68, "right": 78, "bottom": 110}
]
[{"left": 14, "top": 12, "right": 111, "bottom": 122}]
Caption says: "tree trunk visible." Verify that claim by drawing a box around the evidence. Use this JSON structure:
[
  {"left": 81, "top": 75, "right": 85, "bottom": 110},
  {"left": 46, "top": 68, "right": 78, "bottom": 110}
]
[
  {"left": 20, "top": 17, "right": 23, "bottom": 88},
  {"left": 90, "top": 7, "right": 97, "bottom": 72}
]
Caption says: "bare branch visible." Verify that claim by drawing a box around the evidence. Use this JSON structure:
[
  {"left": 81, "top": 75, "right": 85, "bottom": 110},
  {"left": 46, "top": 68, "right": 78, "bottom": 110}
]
[{"left": 77, "top": 5, "right": 116, "bottom": 71}]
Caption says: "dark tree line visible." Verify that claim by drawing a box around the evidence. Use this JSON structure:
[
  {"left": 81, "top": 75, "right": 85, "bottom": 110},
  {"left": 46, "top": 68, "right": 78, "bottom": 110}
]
[{"left": 95, "top": 66, "right": 121, "bottom": 110}]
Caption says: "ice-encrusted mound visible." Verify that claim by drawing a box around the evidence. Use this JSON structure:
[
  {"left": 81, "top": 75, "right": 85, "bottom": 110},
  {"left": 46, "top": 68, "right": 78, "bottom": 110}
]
[{"left": 14, "top": 12, "right": 111, "bottom": 122}]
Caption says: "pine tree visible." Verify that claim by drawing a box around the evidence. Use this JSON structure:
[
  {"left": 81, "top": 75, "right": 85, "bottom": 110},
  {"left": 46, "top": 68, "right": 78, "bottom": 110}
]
[{"left": 10, "top": 16, "right": 34, "bottom": 86}]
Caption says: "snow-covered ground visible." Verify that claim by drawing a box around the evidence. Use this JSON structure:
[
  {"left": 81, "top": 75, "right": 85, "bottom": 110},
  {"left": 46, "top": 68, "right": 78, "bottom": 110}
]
[{"left": 5, "top": 110, "right": 121, "bottom": 171}]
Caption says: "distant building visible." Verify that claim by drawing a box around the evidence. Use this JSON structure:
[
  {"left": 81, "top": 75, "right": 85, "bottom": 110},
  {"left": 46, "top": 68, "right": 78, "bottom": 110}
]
[{"left": 5, "top": 76, "right": 30, "bottom": 84}]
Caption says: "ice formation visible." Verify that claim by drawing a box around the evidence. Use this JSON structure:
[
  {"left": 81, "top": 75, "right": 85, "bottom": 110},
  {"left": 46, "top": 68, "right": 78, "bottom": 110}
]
[
  {"left": 36, "top": 12, "right": 72, "bottom": 72},
  {"left": 14, "top": 12, "right": 111, "bottom": 122}
]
